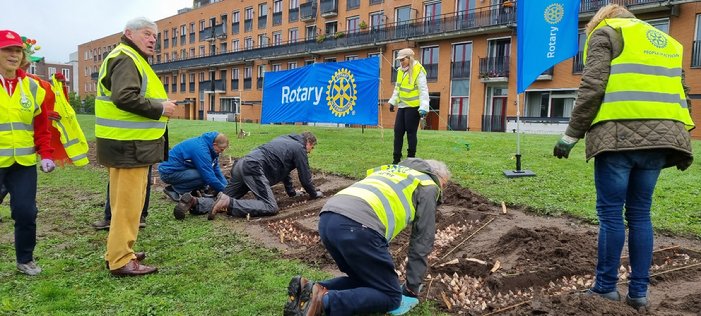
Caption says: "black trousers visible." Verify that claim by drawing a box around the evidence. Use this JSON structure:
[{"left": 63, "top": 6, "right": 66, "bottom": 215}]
[
  {"left": 392, "top": 107, "right": 421, "bottom": 164},
  {"left": 223, "top": 157, "right": 279, "bottom": 217},
  {"left": 1, "top": 164, "right": 38, "bottom": 264}
]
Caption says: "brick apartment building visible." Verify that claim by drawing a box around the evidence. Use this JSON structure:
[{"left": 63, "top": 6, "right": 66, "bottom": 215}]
[
  {"left": 77, "top": 0, "right": 701, "bottom": 139},
  {"left": 27, "top": 58, "right": 73, "bottom": 92}
]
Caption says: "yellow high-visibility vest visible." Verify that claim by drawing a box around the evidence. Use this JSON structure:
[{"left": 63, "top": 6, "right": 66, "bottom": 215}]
[
  {"left": 336, "top": 165, "right": 438, "bottom": 241},
  {"left": 395, "top": 62, "right": 426, "bottom": 108},
  {"left": 584, "top": 18, "right": 694, "bottom": 130},
  {"left": 95, "top": 43, "right": 168, "bottom": 140},
  {"left": 0, "top": 76, "right": 44, "bottom": 167},
  {"left": 51, "top": 75, "right": 89, "bottom": 166}
]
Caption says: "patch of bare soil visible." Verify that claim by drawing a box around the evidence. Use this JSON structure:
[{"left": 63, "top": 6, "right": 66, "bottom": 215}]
[{"left": 90, "top": 142, "right": 701, "bottom": 315}]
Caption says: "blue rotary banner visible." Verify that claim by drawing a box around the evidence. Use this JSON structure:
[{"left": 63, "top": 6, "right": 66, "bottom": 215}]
[
  {"left": 517, "top": 0, "right": 579, "bottom": 93},
  {"left": 262, "top": 57, "right": 379, "bottom": 125}
]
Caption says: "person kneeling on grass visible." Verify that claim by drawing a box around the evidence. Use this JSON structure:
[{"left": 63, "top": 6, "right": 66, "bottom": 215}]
[
  {"left": 173, "top": 132, "right": 322, "bottom": 220},
  {"left": 158, "top": 131, "right": 228, "bottom": 210},
  {"left": 284, "top": 158, "right": 451, "bottom": 316}
]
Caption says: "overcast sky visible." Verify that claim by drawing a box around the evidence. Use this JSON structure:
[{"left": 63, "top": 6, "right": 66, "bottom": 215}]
[{"left": 1, "top": 0, "right": 192, "bottom": 63}]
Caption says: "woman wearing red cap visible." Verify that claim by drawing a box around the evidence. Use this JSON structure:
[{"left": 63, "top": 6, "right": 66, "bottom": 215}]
[{"left": 0, "top": 29, "right": 56, "bottom": 276}]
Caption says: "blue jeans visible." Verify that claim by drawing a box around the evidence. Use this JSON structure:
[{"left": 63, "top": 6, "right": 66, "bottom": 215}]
[
  {"left": 593, "top": 150, "right": 666, "bottom": 298},
  {"left": 159, "top": 168, "right": 206, "bottom": 194},
  {"left": 318, "top": 212, "right": 402, "bottom": 316}
]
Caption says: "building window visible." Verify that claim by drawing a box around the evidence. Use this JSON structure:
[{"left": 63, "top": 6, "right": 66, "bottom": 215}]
[
  {"left": 421, "top": 46, "right": 439, "bottom": 81},
  {"left": 524, "top": 90, "right": 576, "bottom": 118},
  {"left": 306, "top": 25, "right": 316, "bottom": 41},
  {"left": 288, "top": 62, "right": 297, "bottom": 69},
  {"left": 232, "top": 39, "right": 240, "bottom": 52},
  {"left": 370, "top": 11, "right": 384, "bottom": 30},
  {"left": 272, "top": 64, "right": 282, "bottom": 72},
  {"left": 345, "top": 55, "right": 359, "bottom": 61},
  {"left": 244, "top": 37, "right": 253, "bottom": 50},
  {"left": 347, "top": 16, "right": 360, "bottom": 34},
  {"left": 347, "top": 0, "right": 360, "bottom": 10},
  {"left": 272, "top": 32, "right": 282, "bottom": 46},
  {"left": 244, "top": 66, "right": 252, "bottom": 90},
  {"left": 61, "top": 68, "right": 70, "bottom": 81},
  {"left": 325, "top": 21, "right": 337, "bottom": 36},
  {"left": 257, "top": 65, "right": 266, "bottom": 89},
  {"left": 647, "top": 18, "right": 670, "bottom": 33},
  {"left": 199, "top": 45, "right": 205, "bottom": 56},
  {"left": 259, "top": 34, "right": 269, "bottom": 47},
  {"left": 396, "top": 6, "right": 411, "bottom": 24},
  {"left": 231, "top": 68, "right": 239, "bottom": 90},
  {"left": 289, "top": 28, "right": 298, "bottom": 43}
]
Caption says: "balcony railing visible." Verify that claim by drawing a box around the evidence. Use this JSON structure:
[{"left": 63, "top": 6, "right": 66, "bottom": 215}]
[
  {"left": 692, "top": 40, "right": 701, "bottom": 68},
  {"left": 152, "top": 4, "right": 515, "bottom": 73},
  {"left": 320, "top": 0, "right": 337, "bottom": 17},
  {"left": 289, "top": 8, "right": 299, "bottom": 22},
  {"left": 424, "top": 63, "right": 438, "bottom": 81},
  {"left": 199, "top": 27, "right": 214, "bottom": 41},
  {"left": 572, "top": 51, "right": 584, "bottom": 73},
  {"left": 448, "top": 114, "right": 468, "bottom": 131},
  {"left": 451, "top": 61, "right": 471, "bottom": 79},
  {"left": 214, "top": 24, "right": 226, "bottom": 38},
  {"left": 300, "top": 1, "right": 317, "bottom": 21},
  {"left": 580, "top": 0, "right": 673, "bottom": 14},
  {"left": 479, "top": 55, "right": 510, "bottom": 79}
]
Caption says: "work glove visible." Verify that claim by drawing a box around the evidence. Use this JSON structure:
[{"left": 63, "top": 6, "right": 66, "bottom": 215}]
[
  {"left": 47, "top": 111, "right": 61, "bottom": 121},
  {"left": 401, "top": 283, "right": 421, "bottom": 298},
  {"left": 40, "top": 159, "right": 56, "bottom": 173},
  {"left": 418, "top": 109, "right": 427, "bottom": 118},
  {"left": 553, "top": 135, "right": 579, "bottom": 159},
  {"left": 389, "top": 104, "right": 395, "bottom": 112}
]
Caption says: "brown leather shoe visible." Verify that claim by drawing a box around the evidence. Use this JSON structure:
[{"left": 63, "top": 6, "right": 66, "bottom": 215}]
[
  {"left": 174, "top": 193, "right": 196, "bottom": 220},
  {"left": 208, "top": 192, "right": 231, "bottom": 220},
  {"left": 105, "top": 252, "right": 146, "bottom": 270},
  {"left": 300, "top": 282, "right": 327, "bottom": 316},
  {"left": 284, "top": 275, "right": 309, "bottom": 316},
  {"left": 109, "top": 259, "right": 158, "bottom": 277}
]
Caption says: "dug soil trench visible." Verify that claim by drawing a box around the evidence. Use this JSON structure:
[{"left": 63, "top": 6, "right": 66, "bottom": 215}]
[{"left": 145, "top": 152, "right": 701, "bottom": 315}]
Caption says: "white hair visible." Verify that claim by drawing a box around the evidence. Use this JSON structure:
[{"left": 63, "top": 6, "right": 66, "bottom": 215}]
[
  {"left": 425, "top": 159, "right": 451, "bottom": 184},
  {"left": 124, "top": 17, "right": 157, "bottom": 34}
]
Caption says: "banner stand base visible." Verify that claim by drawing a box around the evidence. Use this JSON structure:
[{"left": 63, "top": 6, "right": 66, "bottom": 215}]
[{"left": 503, "top": 169, "right": 536, "bottom": 178}]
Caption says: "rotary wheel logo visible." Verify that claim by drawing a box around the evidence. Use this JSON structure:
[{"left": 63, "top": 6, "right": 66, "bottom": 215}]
[
  {"left": 544, "top": 3, "right": 564, "bottom": 24},
  {"left": 326, "top": 68, "right": 358, "bottom": 117},
  {"left": 647, "top": 29, "right": 667, "bottom": 48}
]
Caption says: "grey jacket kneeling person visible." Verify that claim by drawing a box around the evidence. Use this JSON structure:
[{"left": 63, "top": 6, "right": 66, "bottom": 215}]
[{"left": 185, "top": 132, "right": 321, "bottom": 219}]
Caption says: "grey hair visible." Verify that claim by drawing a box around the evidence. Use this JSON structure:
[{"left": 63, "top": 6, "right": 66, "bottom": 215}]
[
  {"left": 301, "top": 131, "right": 317, "bottom": 146},
  {"left": 124, "top": 17, "right": 157, "bottom": 34},
  {"left": 425, "top": 159, "right": 451, "bottom": 184}
]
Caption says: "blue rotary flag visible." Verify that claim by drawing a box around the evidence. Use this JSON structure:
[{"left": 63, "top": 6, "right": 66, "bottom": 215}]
[
  {"left": 261, "top": 57, "right": 379, "bottom": 125},
  {"left": 517, "top": 0, "right": 579, "bottom": 93}
]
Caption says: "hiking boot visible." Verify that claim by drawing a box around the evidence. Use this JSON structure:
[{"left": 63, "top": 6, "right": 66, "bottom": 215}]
[
  {"left": 300, "top": 282, "right": 328, "bottom": 316},
  {"left": 139, "top": 217, "right": 146, "bottom": 228},
  {"left": 584, "top": 289, "right": 621, "bottom": 301},
  {"left": 284, "top": 275, "right": 309, "bottom": 316},
  {"left": 208, "top": 192, "right": 231, "bottom": 220},
  {"left": 163, "top": 185, "right": 181, "bottom": 202},
  {"left": 626, "top": 294, "right": 650, "bottom": 311},
  {"left": 92, "top": 219, "right": 110, "bottom": 230},
  {"left": 17, "top": 261, "right": 42, "bottom": 276},
  {"left": 173, "top": 193, "right": 196, "bottom": 220}
]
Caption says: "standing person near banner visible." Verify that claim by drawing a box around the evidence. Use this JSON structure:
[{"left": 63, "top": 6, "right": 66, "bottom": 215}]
[
  {"left": 553, "top": 4, "right": 694, "bottom": 310},
  {"left": 284, "top": 158, "right": 450, "bottom": 316},
  {"left": 387, "top": 48, "right": 429, "bottom": 165},
  {"left": 0, "top": 29, "right": 56, "bottom": 276},
  {"left": 96, "top": 17, "right": 176, "bottom": 276}
]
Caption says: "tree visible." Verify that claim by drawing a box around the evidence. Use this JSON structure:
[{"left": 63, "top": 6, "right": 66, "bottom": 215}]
[
  {"left": 68, "top": 92, "right": 82, "bottom": 112},
  {"left": 83, "top": 95, "right": 95, "bottom": 114}
]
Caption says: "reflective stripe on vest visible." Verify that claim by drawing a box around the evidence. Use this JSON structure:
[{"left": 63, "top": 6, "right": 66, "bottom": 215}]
[
  {"left": 336, "top": 165, "right": 438, "bottom": 241},
  {"left": 585, "top": 19, "right": 695, "bottom": 130},
  {"left": 51, "top": 76, "right": 89, "bottom": 166},
  {"left": 395, "top": 62, "right": 426, "bottom": 108},
  {"left": 95, "top": 43, "right": 168, "bottom": 140},
  {"left": 0, "top": 76, "right": 44, "bottom": 167}
]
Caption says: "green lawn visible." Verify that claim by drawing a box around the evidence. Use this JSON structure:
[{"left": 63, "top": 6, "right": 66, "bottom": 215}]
[{"left": 0, "top": 115, "right": 698, "bottom": 315}]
